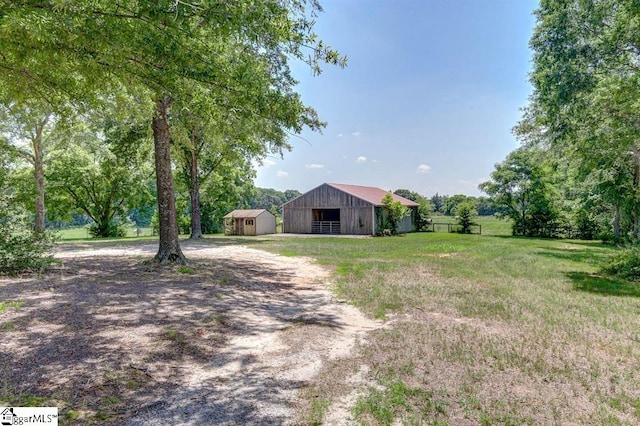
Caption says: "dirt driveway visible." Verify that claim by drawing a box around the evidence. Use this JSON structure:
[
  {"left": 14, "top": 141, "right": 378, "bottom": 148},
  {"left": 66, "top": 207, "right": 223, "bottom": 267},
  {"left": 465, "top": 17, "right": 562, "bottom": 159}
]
[{"left": 0, "top": 239, "right": 379, "bottom": 425}]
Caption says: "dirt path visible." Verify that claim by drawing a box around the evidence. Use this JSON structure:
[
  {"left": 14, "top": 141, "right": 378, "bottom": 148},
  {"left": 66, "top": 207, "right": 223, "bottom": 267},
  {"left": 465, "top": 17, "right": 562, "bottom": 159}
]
[{"left": 0, "top": 240, "right": 379, "bottom": 424}]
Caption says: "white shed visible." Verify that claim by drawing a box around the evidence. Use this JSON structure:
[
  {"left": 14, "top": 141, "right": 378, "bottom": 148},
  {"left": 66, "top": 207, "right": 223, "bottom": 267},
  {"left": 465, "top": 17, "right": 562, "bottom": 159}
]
[{"left": 223, "top": 209, "right": 276, "bottom": 236}]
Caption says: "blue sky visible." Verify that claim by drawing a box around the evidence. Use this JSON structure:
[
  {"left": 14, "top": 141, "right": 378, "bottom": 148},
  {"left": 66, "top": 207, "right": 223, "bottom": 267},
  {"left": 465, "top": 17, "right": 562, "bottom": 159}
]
[{"left": 254, "top": 0, "right": 538, "bottom": 197}]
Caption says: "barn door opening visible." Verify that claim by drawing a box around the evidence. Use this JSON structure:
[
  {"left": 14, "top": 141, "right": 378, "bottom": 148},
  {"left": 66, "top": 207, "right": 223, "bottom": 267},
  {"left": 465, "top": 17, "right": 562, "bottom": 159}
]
[{"left": 312, "top": 209, "right": 340, "bottom": 234}]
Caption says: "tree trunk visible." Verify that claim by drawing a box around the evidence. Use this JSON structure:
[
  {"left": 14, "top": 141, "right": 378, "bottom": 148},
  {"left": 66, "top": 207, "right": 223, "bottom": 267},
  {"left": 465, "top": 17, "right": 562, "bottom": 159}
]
[
  {"left": 614, "top": 204, "right": 620, "bottom": 239},
  {"left": 152, "top": 97, "right": 187, "bottom": 264},
  {"left": 633, "top": 146, "right": 640, "bottom": 240},
  {"left": 188, "top": 147, "right": 203, "bottom": 240},
  {"left": 33, "top": 117, "right": 47, "bottom": 232}
]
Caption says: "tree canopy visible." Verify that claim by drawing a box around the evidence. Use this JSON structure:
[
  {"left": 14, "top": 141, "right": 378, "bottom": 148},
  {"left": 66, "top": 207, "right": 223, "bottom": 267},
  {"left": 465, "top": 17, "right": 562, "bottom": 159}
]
[{"left": 480, "top": 0, "right": 640, "bottom": 242}]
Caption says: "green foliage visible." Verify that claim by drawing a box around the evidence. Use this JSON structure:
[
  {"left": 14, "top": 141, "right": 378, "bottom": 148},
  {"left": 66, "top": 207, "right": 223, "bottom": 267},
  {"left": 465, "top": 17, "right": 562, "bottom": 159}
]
[
  {"left": 455, "top": 201, "right": 478, "bottom": 234},
  {"left": 47, "top": 113, "right": 154, "bottom": 238},
  {"left": 394, "top": 189, "right": 433, "bottom": 231},
  {"left": 247, "top": 187, "right": 302, "bottom": 215},
  {"left": 129, "top": 206, "right": 155, "bottom": 228},
  {"left": 1, "top": 0, "right": 346, "bottom": 261},
  {"left": 521, "top": 0, "right": 640, "bottom": 242},
  {"left": 444, "top": 194, "right": 470, "bottom": 216},
  {"left": 0, "top": 148, "right": 55, "bottom": 274},
  {"left": 353, "top": 380, "right": 445, "bottom": 426},
  {"left": 603, "top": 247, "right": 640, "bottom": 281},
  {"left": 480, "top": 147, "right": 560, "bottom": 237},
  {"left": 0, "top": 203, "right": 56, "bottom": 275},
  {"left": 308, "top": 397, "right": 330, "bottom": 426},
  {"left": 88, "top": 222, "right": 126, "bottom": 238},
  {"left": 574, "top": 209, "right": 602, "bottom": 241},
  {"left": 381, "top": 193, "right": 410, "bottom": 235}
]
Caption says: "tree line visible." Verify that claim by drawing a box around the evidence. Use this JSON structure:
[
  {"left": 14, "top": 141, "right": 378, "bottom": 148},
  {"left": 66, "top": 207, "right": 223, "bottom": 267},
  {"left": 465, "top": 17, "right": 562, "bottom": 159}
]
[{"left": 480, "top": 0, "right": 640, "bottom": 243}]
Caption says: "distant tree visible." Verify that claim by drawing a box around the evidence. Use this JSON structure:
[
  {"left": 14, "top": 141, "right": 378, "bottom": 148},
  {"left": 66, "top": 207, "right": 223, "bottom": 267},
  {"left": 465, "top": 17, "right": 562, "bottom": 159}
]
[
  {"left": 455, "top": 201, "right": 478, "bottom": 234},
  {"left": 129, "top": 205, "right": 155, "bottom": 228},
  {"left": 430, "top": 193, "right": 446, "bottom": 214},
  {"left": 284, "top": 190, "right": 302, "bottom": 203},
  {"left": 248, "top": 188, "right": 300, "bottom": 215},
  {"left": 475, "top": 196, "right": 497, "bottom": 216},
  {"left": 0, "top": 102, "right": 57, "bottom": 232},
  {"left": 0, "top": 145, "right": 55, "bottom": 275},
  {"left": 382, "top": 193, "right": 410, "bottom": 235},
  {"left": 48, "top": 117, "right": 153, "bottom": 237},
  {"left": 444, "top": 194, "right": 470, "bottom": 216},
  {"left": 479, "top": 147, "right": 560, "bottom": 237}
]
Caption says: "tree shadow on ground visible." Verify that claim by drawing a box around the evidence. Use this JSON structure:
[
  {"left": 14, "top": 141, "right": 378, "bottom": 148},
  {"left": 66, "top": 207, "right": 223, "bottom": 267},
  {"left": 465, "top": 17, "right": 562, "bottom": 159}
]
[
  {"left": 0, "top": 250, "right": 342, "bottom": 425},
  {"left": 568, "top": 272, "right": 640, "bottom": 298},
  {"left": 535, "top": 245, "right": 613, "bottom": 266}
]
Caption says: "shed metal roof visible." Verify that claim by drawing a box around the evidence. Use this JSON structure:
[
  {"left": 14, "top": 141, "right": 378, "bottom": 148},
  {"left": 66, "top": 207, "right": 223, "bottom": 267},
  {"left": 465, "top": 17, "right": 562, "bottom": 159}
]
[
  {"left": 223, "top": 209, "right": 272, "bottom": 219},
  {"left": 327, "top": 183, "right": 419, "bottom": 207}
]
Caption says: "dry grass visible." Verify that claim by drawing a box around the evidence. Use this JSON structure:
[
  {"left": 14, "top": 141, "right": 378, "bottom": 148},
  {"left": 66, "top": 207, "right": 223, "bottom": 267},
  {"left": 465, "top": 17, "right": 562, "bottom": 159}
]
[{"left": 259, "top": 232, "right": 640, "bottom": 425}]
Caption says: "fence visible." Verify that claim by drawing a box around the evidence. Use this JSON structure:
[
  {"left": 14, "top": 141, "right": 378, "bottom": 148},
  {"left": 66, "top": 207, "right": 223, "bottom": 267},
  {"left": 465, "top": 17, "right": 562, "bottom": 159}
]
[
  {"left": 426, "top": 222, "right": 482, "bottom": 235},
  {"left": 511, "top": 225, "right": 579, "bottom": 239},
  {"left": 312, "top": 221, "right": 341, "bottom": 234}
]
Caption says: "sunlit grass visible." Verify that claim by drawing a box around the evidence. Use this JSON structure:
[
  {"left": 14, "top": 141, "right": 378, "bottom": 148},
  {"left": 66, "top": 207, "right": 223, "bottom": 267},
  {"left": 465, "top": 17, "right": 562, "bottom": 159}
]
[{"left": 53, "top": 226, "right": 155, "bottom": 241}]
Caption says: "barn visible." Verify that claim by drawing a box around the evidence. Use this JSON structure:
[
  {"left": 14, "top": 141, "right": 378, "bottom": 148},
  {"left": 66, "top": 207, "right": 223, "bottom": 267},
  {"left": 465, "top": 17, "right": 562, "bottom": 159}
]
[
  {"left": 223, "top": 209, "right": 276, "bottom": 236},
  {"left": 282, "top": 183, "right": 419, "bottom": 235}
]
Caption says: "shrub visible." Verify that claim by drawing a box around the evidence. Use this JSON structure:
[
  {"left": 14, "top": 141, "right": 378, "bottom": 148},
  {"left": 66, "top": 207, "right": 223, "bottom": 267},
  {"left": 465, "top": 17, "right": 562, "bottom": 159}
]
[
  {"left": 88, "top": 221, "right": 127, "bottom": 238},
  {"left": 455, "top": 202, "right": 478, "bottom": 234},
  {"left": 603, "top": 247, "right": 640, "bottom": 281},
  {"left": 0, "top": 200, "right": 56, "bottom": 275},
  {"left": 382, "top": 193, "right": 409, "bottom": 235}
]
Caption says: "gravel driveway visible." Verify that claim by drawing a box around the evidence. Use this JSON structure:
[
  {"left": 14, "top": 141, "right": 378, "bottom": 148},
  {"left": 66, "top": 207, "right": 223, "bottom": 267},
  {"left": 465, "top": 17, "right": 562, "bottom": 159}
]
[{"left": 0, "top": 239, "right": 379, "bottom": 425}]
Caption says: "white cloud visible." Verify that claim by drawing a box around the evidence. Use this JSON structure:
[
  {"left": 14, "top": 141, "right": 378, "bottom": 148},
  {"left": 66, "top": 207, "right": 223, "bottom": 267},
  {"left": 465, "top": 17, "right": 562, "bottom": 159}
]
[
  {"left": 261, "top": 158, "right": 276, "bottom": 167},
  {"left": 337, "top": 133, "right": 344, "bottom": 138},
  {"left": 306, "top": 163, "right": 325, "bottom": 169},
  {"left": 372, "top": 159, "right": 381, "bottom": 164},
  {"left": 356, "top": 156, "right": 367, "bottom": 164},
  {"left": 352, "top": 131, "right": 362, "bottom": 137},
  {"left": 276, "top": 170, "right": 289, "bottom": 178},
  {"left": 417, "top": 164, "right": 432, "bottom": 174}
]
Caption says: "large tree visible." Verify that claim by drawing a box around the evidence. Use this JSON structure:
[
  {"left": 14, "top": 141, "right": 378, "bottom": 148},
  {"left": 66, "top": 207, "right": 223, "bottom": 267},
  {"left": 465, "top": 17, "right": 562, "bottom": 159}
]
[
  {"left": 47, "top": 116, "right": 153, "bottom": 237},
  {"left": 0, "top": 102, "right": 55, "bottom": 232},
  {"left": 0, "top": 1, "right": 345, "bottom": 263},
  {"left": 172, "top": 84, "right": 294, "bottom": 239},
  {"left": 526, "top": 0, "right": 640, "bottom": 239},
  {"left": 479, "top": 147, "right": 560, "bottom": 237}
]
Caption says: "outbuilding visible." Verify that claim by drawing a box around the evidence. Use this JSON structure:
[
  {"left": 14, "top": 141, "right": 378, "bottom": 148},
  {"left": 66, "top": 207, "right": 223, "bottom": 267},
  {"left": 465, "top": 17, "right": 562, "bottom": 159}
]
[
  {"left": 223, "top": 209, "right": 276, "bottom": 236},
  {"left": 282, "top": 183, "right": 419, "bottom": 235}
]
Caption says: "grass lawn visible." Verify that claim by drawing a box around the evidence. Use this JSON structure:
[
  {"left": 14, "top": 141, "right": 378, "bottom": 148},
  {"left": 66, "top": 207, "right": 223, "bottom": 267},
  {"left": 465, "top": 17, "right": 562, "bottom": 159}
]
[
  {"left": 53, "top": 226, "right": 156, "bottom": 241},
  {"left": 256, "top": 228, "right": 640, "bottom": 425}
]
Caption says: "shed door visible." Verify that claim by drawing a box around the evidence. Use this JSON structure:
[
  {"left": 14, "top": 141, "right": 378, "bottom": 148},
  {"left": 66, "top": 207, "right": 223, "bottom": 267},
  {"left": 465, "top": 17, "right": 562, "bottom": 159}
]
[{"left": 244, "top": 218, "right": 256, "bottom": 235}]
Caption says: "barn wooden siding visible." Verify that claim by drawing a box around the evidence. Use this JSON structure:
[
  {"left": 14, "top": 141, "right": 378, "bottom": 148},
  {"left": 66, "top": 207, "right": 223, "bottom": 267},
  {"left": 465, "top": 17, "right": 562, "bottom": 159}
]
[{"left": 283, "top": 184, "right": 376, "bottom": 234}]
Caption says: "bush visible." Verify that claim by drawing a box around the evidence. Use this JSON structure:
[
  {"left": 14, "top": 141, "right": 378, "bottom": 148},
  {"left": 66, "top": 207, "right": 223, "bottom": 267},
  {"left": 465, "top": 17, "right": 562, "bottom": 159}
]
[
  {"left": 0, "top": 200, "right": 56, "bottom": 275},
  {"left": 455, "top": 202, "right": 478, "bottom": 234},
  {"left": 603, "top": 247, "right": 640, "bottom": 281},
  {"left": 88, "top": 221, "right": 127, "bottom": 238},
  {"left": 0, "top": 231, "right": 56, "bottom": 275}
]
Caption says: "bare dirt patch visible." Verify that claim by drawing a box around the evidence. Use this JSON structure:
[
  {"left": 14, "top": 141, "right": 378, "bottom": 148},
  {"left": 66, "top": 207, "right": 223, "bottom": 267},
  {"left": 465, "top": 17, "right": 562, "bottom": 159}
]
[{"left": 0, "top": 240, "right": 379, "bottom": 425}]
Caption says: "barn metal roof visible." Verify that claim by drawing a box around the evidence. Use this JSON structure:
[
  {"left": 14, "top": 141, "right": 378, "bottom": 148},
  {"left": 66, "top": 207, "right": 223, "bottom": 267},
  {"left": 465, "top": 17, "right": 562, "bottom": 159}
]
[
  {"left": 327, "top": 183, "right": 419, "bottom": 207},
  {"left": 223, "top": 209, "right": 272, "bottom": 218}
]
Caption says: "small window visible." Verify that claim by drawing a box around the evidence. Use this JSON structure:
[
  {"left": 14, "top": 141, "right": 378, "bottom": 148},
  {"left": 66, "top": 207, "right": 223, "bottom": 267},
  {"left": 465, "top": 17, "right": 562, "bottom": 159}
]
[{"left": 245, "top": 219, "right": 254, "bottom": 226}]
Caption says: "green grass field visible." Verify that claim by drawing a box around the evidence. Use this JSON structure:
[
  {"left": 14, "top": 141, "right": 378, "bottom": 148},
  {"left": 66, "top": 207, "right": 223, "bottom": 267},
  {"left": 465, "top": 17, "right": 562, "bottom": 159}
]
[
  {"left": 255, "top": 226, "right": 640, "bottom": 425},
  {"left": 53, "top": 226, "right": 155, "bottom": 240}
]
